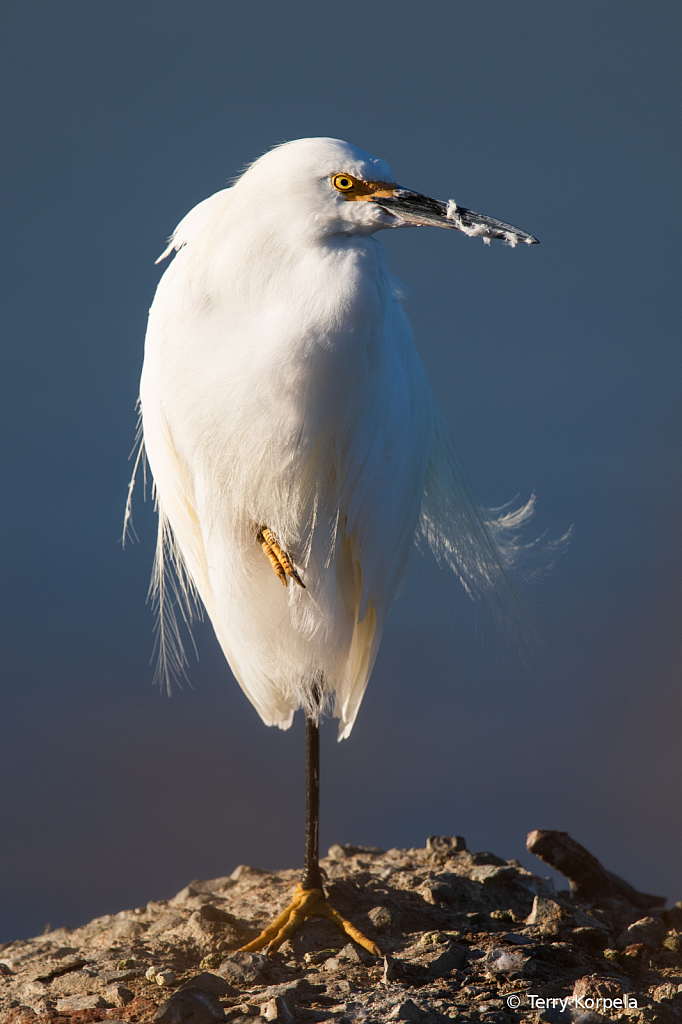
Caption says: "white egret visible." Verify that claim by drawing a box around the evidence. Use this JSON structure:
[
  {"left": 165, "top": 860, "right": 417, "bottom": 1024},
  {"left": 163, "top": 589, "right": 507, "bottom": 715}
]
[{"left": 130, "top": 138, "right": 538, "bottom": 956}]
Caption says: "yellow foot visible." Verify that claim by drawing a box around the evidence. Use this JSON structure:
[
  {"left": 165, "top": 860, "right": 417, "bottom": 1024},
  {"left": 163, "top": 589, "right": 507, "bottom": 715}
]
[
  {"left": 238, "top": 883, "right": 380, "bottom": 957},
  {"left": 257, "top": 527, "right": 305, "bottom": 589}
]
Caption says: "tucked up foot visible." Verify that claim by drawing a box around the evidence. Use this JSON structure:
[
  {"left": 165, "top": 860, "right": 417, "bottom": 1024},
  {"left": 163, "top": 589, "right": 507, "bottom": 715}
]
[
  {"left": 257, "top": 527, "right": 305, "bottom": 588},
  {"left": 238, "top": 883, "right": 380, "bottom": 957}
]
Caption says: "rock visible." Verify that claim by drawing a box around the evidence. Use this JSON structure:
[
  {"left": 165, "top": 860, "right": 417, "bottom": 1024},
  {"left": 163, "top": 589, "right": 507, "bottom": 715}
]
[
  {"left": 663, "top": 932, "right": 682, "bottom": 952},
  {"left": 428, "top": 946, "right": 466, "bottom": 976},
  {"left": 154, "top": 985, "right": 226, "bottom": 1023},
  {"left": 171, "top": 877, "right": 235, "bottom": 903},
  {"left": 102, "top": 983, "right": 134, "bottom": 1006},
  {"left": 383, "top": 955, "right": 432, "bottom": 987},
  {"left": 108, "top": 916, "right": 149, "bottom": 940},
  {"left": 327, "top": 843, "right": 385, "bottom": 859},
  {"left": 303, "top": 948, "right": 337, "bottom": 965},
  {"left": 188, "top": 907, "right": 244, "bottom": 952},
  {"left": 157, "top": 968, "right": 177, "bottom": 985},
  {"left": 426, "top": 836, "right": 467, "bottom": 858},
  {"left": 388, "top": 998, "right": 440, "bottom": 1022},
  {"left": 482, "top": 947, "right": 528, "bottom": 977},
  {"left": 259, "top": 993, "right": 295, "bottom": 1021},
  {"left": 147, "top": 913, "right": 187, "bottom": 936},
  {"left": 216, "top": 950, "right": 274, "bottom": 987},
  {"left": 470, "top": 865, "right": 519, "bottom": 885},
  {"left": 573, "top": 975, "right": 627, "bottom": 1003},
  {"left": 525, "top": 895, "right": 566, "bottom": 934},
  {"left": 30, "top": 956, "right": 87, "bottom": 980},
  {"left": 55, "top": 993, "right": 106, "bottom": 1012},
  {"left": 179, "top": 971, "right": 238, "bottom": 998},
  {"left": 502, "top": 932, "right": 532, "bottom": 945},
  {"left": 229, "top": 864, "right": 269, "bottom": 881},
  {"left": 618, "top": 915, "right": 666, "bottom": 949},
  {"left": 369, "top": 905, "right": 394, "bottom": 932},
  {"left": 47, "top": 967, "right": 100, "bottom": 996},
  {"left": 100, "top": 966, "right": 145, "bottom": 983},
  {"left": 653, "top": 982, "right": 682, "bottom": 1002}
]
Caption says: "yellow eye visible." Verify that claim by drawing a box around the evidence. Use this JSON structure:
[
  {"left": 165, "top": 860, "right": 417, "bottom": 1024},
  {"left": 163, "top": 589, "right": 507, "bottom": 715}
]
[{"left": 332, "top": 173, "right": 355, "bottom": 192}]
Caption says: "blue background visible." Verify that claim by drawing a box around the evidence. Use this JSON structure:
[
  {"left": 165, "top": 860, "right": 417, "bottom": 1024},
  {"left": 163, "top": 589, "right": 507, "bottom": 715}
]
[{"left": 1, "top": 1, "right": 680, "bottom": 941}]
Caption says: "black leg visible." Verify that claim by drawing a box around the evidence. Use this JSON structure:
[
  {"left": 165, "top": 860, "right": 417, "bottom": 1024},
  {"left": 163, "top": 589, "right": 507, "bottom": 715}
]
[{"left": 301, "top": 710, "right": 323, "bottom": 891}]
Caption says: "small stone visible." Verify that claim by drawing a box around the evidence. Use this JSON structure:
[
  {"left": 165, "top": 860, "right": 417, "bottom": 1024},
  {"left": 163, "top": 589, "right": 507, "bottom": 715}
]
[
  {"left": 200, "top": 953, "right": 224, "bottom": 970},
  {"left": 154, "top": 986, "right": 226, "bottom": 1023},
  {"left": 146, "top": 966, "right": 159, "bottom": 981},
  {"left": 56, "top": 994, "right": 106, "bottom": 1012},
  {"left": 0, "top": 963, "right": 13, "bottom": 976},
  {"left": 618, "top": 916, "right": 666, "bottom": 949},
  {"left": 229, "top": 864, "right": 269, "bottom": 881},
  {"left": 603, "top": 948, "right": 619, "bottom": 961},
  {"left": 388, "top": 998, "right": 439, "bottom": 1023},
  {"left": 33, "top": 956, "right": 87, "bottom": 980},
  {"left": 327, "top": 842, "right": 385, "bottom": 862},
  {"left": 101, "top": 968, "right": 145, "bottom": 983},
  {"left": 471, "top": 865, "right": 519, "bottom": 885},
  {"left": 303, "top": 948, "right": 337, "bottom": 965},
  {"left": 653, "top": 983, "right": 679, "bottom": 1002},
  {"left": 483, "top": 947, "right": 528, "bottom": 977},
  {"left": 338, "top": 942, "right": 361, "bottom": 962},
  {"left": 664, "top": 932, "right": 682, "bottom": 952},
  {"left": 217, "top": 950, "right": 273, "bottom": 987},
  {"left": 146, "top": 913, "right": 186, "bottom": 937},
  {"left": 490, "top": 909, "right": 516, "bottom": 922},
  {"left": 156, "top": 969, "right": 176, "bottom": 986},
  {"left": 502, "top": 932, "right": 532, "bottom": 945},
  {"left": 429, "top": 946, "right": 467, "bottom": 976},
  {"left": 116, "top": 958, "right": 138, "bottom": 970},
  {"left": 102, "top": 983, "right": 134, "bottom": 1007},
  {"left": 181, "top": 971, "right": 238, "bottom": 998},
  {"left": 524, "top": 896, "right": 566, "bottom": 934},
  {"left": 260, "top": 993, "right": 295, "bottom": 1021},
  {"left": 369, "top": 905, "right": 394, "bottom": 932},
  {"left": 573, "top": 974, "right": 626, "bottom": 1003},
  {"left": 426, "top": 835, "right": 467, "bottom": 857}
]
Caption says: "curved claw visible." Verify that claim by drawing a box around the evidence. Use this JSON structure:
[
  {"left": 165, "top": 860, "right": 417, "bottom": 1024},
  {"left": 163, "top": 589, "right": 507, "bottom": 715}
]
[{"left": 257, "top": 528, "right": 306, "bottom": 588}]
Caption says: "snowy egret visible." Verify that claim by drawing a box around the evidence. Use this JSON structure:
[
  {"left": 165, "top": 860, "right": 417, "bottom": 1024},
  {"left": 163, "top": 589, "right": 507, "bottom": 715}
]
[{"left": 130, "top": 138, "right": 539, "bottom": 956}]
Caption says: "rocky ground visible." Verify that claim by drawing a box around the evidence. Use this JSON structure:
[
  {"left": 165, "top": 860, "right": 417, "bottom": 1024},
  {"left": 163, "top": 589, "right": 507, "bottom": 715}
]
[{"left": 2, "top": 832, "right": 682, "bottom": 1024}]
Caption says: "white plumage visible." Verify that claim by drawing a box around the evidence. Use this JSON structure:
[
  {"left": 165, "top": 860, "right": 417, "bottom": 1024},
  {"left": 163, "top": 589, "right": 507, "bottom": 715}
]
[{"left": 132, "top": 137, "right": 537, "bottom": 740}]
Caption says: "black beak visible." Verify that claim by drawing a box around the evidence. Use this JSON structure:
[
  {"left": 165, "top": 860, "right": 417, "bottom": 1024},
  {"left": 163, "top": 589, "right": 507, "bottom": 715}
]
[{"left": 373, "top": 188, "right": 539, "bottom": 246}]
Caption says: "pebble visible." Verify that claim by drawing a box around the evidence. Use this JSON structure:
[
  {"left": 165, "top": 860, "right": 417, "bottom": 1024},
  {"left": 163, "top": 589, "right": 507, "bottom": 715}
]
[
  {"left": 618, "top": 915, "right": 666, "bottom": 949},
  {"left": 156, "top": 968, "right": 176, "bottom": 986},
  {"left": 102, "top": 983, "right": 134, "bottom": 1007},
  {"left": 56, "top": 994, "right": 106, "bottom": 1012}
]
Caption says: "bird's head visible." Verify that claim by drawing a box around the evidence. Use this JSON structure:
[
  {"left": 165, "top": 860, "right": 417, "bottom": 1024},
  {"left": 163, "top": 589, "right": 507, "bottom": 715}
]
[{"left": 232, "top": 137, "right": 538, "bottom": 246}]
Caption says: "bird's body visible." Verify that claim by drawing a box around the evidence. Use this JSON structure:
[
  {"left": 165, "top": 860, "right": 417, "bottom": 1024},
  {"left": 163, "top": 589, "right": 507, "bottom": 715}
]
[
  {"left": 134, "top": 138, "right": 539, "bottom": 953},
  {"left": 141, "top": 174, "right": 428, "bottom": 735}
]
